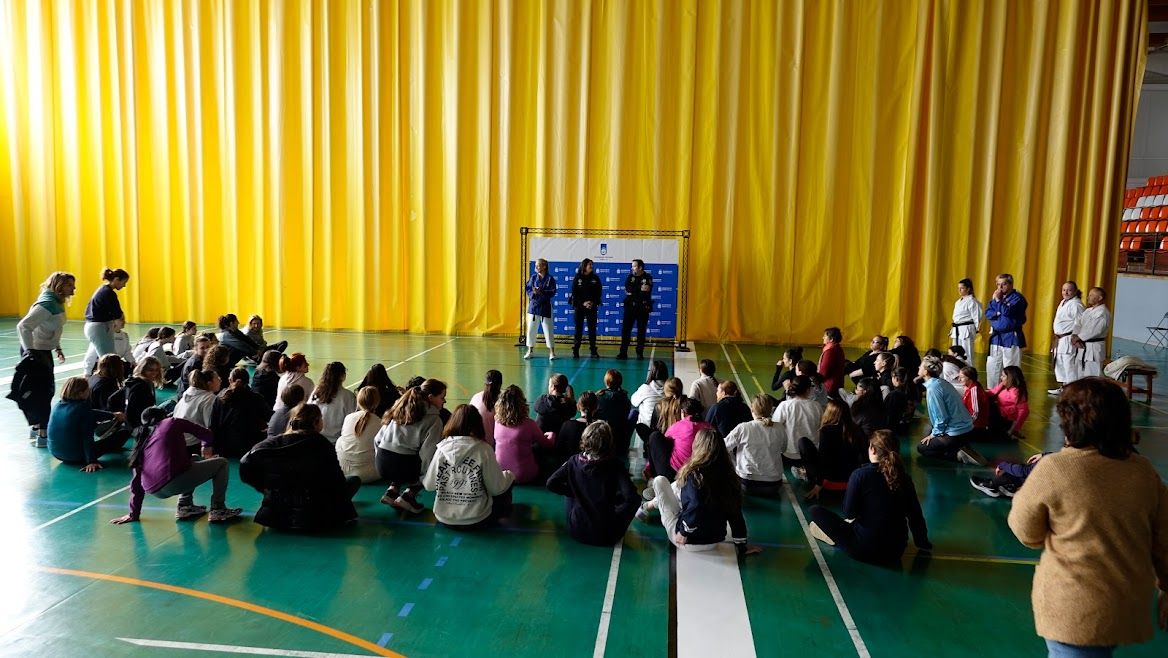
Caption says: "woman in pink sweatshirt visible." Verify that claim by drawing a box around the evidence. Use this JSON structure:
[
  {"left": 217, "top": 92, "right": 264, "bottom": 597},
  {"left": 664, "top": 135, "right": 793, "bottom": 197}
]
[
  {"left": 493, "top": 385, "right": 554, "bottom": 484},
  {"left": 988, "top": 365, "right": 1030, "bottom": 440}
]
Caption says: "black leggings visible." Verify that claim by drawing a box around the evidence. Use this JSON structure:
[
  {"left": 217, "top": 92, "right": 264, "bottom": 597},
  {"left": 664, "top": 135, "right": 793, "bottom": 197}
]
[
  {"left": 916, "top": 431, "right": 973, "bottom": 461},
  {"left": 646, "top": 431, "right": 677, "bottom": 481},
  {"left": 573, "top": 307, "right": 598, "bottom": 353},
  {"left": 810, "top": 505, "right": 903, "bottom": 564}
]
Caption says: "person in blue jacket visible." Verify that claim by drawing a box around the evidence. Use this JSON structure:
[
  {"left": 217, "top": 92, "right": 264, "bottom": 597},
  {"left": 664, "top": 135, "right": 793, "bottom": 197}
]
[
  {"left": 47, "top": 376, "right": 127, "bottom": 472},
  {"left": 915, "top": 356, "right": 985, "bottom": 465},
  {"left": 985, "top": 272, "right": 1028, "bottom": 385},
  {"left": 524, "top": 258, "right": 558, "bottom": 361}
]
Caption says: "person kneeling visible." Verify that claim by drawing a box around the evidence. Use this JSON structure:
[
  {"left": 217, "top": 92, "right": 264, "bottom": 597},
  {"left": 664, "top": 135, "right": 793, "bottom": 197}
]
[
  {"left": 547, "top": 420, "right": 639, "bottom": 546},
  {"left": 48, "top": 376, "right": 127, "bottom": 473},
  {"left": 240, "top": 403, "right": 359, "bottom": 532}
]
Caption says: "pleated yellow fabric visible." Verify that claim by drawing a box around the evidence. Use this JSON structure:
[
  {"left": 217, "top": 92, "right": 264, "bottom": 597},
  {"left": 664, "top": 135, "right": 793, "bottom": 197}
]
[{"left": 0, "top": 0, "right": 1146, "bottom": 351}]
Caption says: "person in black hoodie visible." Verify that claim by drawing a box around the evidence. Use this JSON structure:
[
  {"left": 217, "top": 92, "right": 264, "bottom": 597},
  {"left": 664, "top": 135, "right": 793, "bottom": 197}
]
[
  {"left": 547, "top": 420, "right": 639, "bottom": 546},
  {"left": 240, "top": 403, "right": 359, "bottom": 532},
  {"left": 570, "top": 258, "right": 603, "bottom": 358},
  {"left": 212, "top": 368, "right": 272, "bottom": 458},
  {"left": 88, "top": 354, "right": 126, "bottom": 412},
  {"left": 891, "top": 335, "right": 922, "bottom": 380},
  {"left": 217, "top": 313, "right": 264, "bottom": 364},
  {"left": 175, "top": 335, "right": 212, "bottom": 395},
  {"left": 883, "top": 367, "right": 918, "bottom": 436},
  {"left": 770, "top": 347, "right": 803, "bottom": 402},
  {"left": 534, "top": 373, "right": 576, "bottom": 434},
  {"left": 850, "top": 378, "right": 889, "bottom": 438},
  {"left": 357, "top": 363, "right": 401, "bottom": 416},
  {"left": 555, "top": 391, "right": 599, "bottom": 465},
  {"left": 704, "top": 380, "right": 752, "bottom": 439},
  {"left": 109, "top": 357, "right": 164, "bottom": 433},
  {"left": 250, "top": 350, "right": 282, "bottom": 409}
]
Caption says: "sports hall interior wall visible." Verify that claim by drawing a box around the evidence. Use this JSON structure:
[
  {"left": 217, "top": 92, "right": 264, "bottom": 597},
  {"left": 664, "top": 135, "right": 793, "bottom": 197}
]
[{"left": 0, "top": 0, "right": 1148, "bottom": 351}]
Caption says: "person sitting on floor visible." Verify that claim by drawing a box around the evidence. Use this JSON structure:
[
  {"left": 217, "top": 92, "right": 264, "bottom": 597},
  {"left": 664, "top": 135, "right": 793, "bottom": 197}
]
[
  {"left": 798, "top": 398, "right": 866, "bottom": 501},
  {"left": 547, "top": 420, "right": 640, "bottom": 546},
  {"left": 375, "top": 379, "right": 448, "bottom": 513},
  {"left": 688, "top": 359, "right": 720, "bottom": 410},
  {"left": 647, "top": 397, "right": 711, "bottom": 481},
  {"left": 210, "top": 367, "right": 272, "bottom": 458},
  {"left": 970, "top": 451, "right": 1048, "bottom": 499},
  {"left": 987, "top": 365, "right": 1030, "bottom": 441},
  {"left": 308, "top": 361, "right": 358, "bottom": 442},
  {"left": 555, "top": 391, "right": 599, "bottom": 466},
  {"left": 808, "top": 430, "right": 932, "bottom": 564},
  {"left": 704, "top": 380, "right": 753, "bottom": 439},
  {"left": 267, "top": 385, "right": 306, "bottom": 439},
  {"left": 722, "top": 394, "right": 786, "bottom": 496},
  {"left": 250, "top": 350, "right": 283, "bottom": 410},
  {"left": 423, "top": 404, "right": 515, "bottom": 529},
  {"left": 493, "top": 384, "right": 555, "bottom": 485},
  {"left": 534, "top": 373, "right": 576, "bottom": 435},
  {"left": 358, "top": 363, "right": 402, "bottom": 417},
  {"left": 47, "top": 376, "right": 127, "bottom": 472},
  {"left": 772, "top": 375, "right": 826, "bottom": 469},
  {"left": 639, "top": 428, "right": 762, "bottom": 556},
  {"left": 336, "top": 386, "right": 383, "bottom": 483},
  {"left": 240, "top": 403, "right": 360, "bottom": 532},
  {"left": 595, "top": 369, "right": 633, "bottom": 455}
]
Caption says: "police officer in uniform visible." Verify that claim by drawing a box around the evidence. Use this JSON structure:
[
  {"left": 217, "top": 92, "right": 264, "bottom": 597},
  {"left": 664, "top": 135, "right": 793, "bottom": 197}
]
[
  {"left": 617, "top": 259, "right": 652, "bottom": 360},
  {"left": 570, "top": 258, "right": 603, "bottom": 358}
]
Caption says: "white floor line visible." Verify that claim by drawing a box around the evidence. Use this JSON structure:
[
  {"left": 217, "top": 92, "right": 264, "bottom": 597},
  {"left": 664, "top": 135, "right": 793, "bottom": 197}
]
[
  {"left": 347, "top": 338, "right": 457, "bottom": 391},
  {"left": 591, "top": 541, "right": 624, "bottom": 658},
  {"left": 32, "top": 485, "right": 131, "bottom": 532},
  {"left": 722, "top": 343, "right": 870, "bottom": 658},
  {"left": 117, "top": 638, "right": 377, "bottom": 658},
  {"left": 0, "top": 358, "right": 88, "bottom": 386},
  {"left": 671, "top": 343, "right": 757, "bottom": 658}
]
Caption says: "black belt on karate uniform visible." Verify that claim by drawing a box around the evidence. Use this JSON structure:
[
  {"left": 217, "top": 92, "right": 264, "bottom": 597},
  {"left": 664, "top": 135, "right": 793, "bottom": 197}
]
[
  {"left": 952, "top": 321, "right": 974, "bottom": 328},
  {"left": 1080, "top": 338, "right": 1105, "bottom": 366}
]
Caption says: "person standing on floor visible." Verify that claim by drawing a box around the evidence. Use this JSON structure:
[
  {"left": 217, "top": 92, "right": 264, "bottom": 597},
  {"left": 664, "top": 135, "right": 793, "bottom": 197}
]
[
  {"left": 1049, "top": 281, "right": 1084, "bottom": 395},
  {"left": 1008, "top": 378, "right": 1168, "bottom": 657},
  {"left": 82, "top": 268, "right": 130, "bottom": 375},
  {"left": 617, "top": 259, "right": 653, "bottom": 360},
  {"left": 818, "top": 327, "right": 846, "bottom": 396},
  {"left": 14, "top": 272, "right": 76, "bottom": 447},
  {"left": 524, "top": 258, "right": 558, "bottom": 361},
  {"left": 951, "top": 278, "right": 983, "bottom": 364},
  {"left": 1070, "top": 287, "right": 1111, "bottom": 381},
  {"left": 570, "top": 258, "right": 602, "bottom": 358},
  {"left": 985, "top": 273, "right": 1028, "bottom": 385}
]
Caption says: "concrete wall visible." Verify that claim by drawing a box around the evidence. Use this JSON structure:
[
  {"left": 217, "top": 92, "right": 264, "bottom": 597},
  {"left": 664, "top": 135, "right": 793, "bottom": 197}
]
[{"left": 1114, "top": 274, "right": 1168, "bottom": 342}]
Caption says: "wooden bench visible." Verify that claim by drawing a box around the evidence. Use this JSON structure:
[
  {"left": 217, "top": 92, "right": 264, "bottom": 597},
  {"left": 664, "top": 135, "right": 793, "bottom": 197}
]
[{"left": 1118, "top": 367, "right": 1156, "bottom": 404}]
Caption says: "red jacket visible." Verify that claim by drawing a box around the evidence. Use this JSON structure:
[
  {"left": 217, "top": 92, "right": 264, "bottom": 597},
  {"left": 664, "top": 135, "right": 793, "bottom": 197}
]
[
  {"left": 962, "top": 383, "right": 990, "bottom": 430},
  {"left": 818, "top": 342, "right": 845, "bottom": 394}
]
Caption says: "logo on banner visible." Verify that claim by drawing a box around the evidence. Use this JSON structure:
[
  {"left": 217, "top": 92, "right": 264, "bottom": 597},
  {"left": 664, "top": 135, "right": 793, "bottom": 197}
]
[{"left": 600, "top": 243, "right": 608, "bottom": 256}]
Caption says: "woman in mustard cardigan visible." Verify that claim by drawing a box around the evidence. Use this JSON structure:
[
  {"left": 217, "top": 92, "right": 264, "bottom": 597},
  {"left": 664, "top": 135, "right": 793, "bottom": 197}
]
[{"left": 1008, "top": 377, "right": 1168, "bottom": 657}]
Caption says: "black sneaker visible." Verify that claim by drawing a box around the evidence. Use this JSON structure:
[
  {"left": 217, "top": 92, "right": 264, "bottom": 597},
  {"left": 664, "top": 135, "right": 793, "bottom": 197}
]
[
  {"left": 615, "top": 353, "right": 628, "bottom": 360},
  {"left": 590, "top": 351, "right": 600, "bottom": 358},
  {"left": 969, "top": 476, "right": 1001, "bottom": 498},
  {"left": 572, "top": 349, "right": 580, "bottom": 358}
]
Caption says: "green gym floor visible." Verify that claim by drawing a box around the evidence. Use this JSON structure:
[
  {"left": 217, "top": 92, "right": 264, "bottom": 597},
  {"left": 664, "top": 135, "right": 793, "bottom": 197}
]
[{"left": 0, "top": 321, "right": 1165, "bottom": 657}]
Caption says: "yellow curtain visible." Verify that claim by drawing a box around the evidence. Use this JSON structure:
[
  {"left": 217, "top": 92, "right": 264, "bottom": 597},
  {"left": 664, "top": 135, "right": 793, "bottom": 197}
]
[{"left": 0, "top": 0, "right": 1146, "bottom": 351}]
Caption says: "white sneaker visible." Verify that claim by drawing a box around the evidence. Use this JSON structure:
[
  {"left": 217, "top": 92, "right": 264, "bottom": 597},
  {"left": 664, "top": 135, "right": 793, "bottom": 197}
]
[
  {"left": 792, "top": 466, "right": 808, "bottom": 482},
  {"left": 523, "top": 351, "right": 534, "bottom": 360},
  {"left": 1046, "top": 388, "right": 1061, "bottom": 396},
  {"left": 549, "top": 352, "right": 557, "bottom": 361},
  {"left": 808, "top": 522, "right": 835, "bottom": 546}
]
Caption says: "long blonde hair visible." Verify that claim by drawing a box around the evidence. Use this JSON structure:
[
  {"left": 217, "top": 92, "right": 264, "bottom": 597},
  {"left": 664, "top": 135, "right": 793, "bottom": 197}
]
[
  {"left": 40, "top": 272, "right": 76, "bottom": 300},
  {"left": 676, "top": 429, "right": 742, "bottom": 513},
  {"left": 750, "top": 394, "right": 774, "bottom": 427},
  {"left": 355, "top": 386, "right": 381, "bottom": 435},
  {"left": 494, "top": 385, "right": 530, "bottom": 427},
  {"left": 654, "top": 377, "right": 685, "bottom": 430}
]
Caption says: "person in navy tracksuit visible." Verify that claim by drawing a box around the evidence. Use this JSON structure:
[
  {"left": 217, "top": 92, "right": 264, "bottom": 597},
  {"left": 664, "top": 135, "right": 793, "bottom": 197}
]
[{"left": 524, "top": 258, "right": 558, "bottom": 361}]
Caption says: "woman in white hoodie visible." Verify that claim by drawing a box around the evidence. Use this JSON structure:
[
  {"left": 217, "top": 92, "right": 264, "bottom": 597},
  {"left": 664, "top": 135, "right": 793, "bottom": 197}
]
[
  {"left": 174, "top": 369, "right": 221, "bottom": 449},
  {"left": 274, "top": 353, "right": 313, "bottom": 411},
  {"left": 308, "top": 361, "right": 357, "bottom": 442},
  {"left": 424, "top": 404, "right": 514, "bottom": 528},
  {"left": 16, "top": 272, "right": 76, "bottom": 445},
  {"left": 630, "top": 360, "right": 670, "bottom": 427}
]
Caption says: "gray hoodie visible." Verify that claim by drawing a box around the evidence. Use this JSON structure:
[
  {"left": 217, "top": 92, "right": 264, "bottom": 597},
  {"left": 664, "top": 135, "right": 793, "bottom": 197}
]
[{"left": 375, "top": 404, "right": 443, "bottom": 471}]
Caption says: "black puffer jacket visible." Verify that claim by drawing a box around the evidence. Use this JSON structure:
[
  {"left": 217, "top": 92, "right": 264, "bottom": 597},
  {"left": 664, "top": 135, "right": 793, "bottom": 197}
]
[{"left": 240, "top": 431, "right": 357, "bottom": 532}]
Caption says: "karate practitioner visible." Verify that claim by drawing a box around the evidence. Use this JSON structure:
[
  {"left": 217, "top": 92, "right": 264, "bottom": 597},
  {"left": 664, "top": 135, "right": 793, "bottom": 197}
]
[
  {"left": 985, "top": 273, "right": 1028, "bottom": 385},
  {"left": 1048, "top": 281, "right": 1084, "bottom": 395},
  {"left": 1070, "top": 287, "right": 1110, "bottom": 380},
  {"left": 950, "top": 279, "right": 982, "bottom": 364}
]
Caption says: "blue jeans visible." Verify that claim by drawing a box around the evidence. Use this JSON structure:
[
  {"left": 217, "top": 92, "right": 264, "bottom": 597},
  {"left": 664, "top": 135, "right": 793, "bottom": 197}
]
[{"left": 1045, "top": 640, "right": 1114, "bottom": 658}]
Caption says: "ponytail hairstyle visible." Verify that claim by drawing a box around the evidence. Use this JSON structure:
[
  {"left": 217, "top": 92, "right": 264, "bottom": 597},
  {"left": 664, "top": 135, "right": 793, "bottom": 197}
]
[
  {"left": 1064, "top": 280, "right": 1082, "bottom": 299},
  {"left": 312, "top": 361, "right": 347, "bottom": 404},
  {"left": 221, "top": 367, "right": 250, "bottom": 403},
  {"left": 790, "top": 375, "right": 813, "bottom": 398},
  {"left": 481, "top": 370, "right": 503, "bottom": 409},
  {"left": 959, "top": 366, "right": 979, "bottom": 384},
  {"left": 655, "top": 380, "right": 685, "bottom": 430},
  {"left": 577, "top": 391, "right": 599, "bottom": 423},
  {"left": 182, "top": 320, "right": 197, "bottom": 333},
  {"left": 40, "top": 272, "right": 77, "bottom": 300},
  {"left": 662, "top": 377, "right": 683, "bottom": 399},
  {"left": 354, "top": 386, "right": 382, "bottom": 436},
  {"left": 958, "top": 278, "right": 974, "bottom": 296},
  {"left": 494, "top": 385, "right": 530, "bottom": 428},
  {"left": 279, "top": 352, "right": 309, "bottom": 374},
  {"left": 646, "top": 360, "right": 670, "bottom": 385},
  {"left": 750, "top": 394, "right": 775, "bottom": 426},
  {"left": 388, "top": 379, "right": 447, "bottom": 426},
  {"left": 101, "top": 268, "right": 130, "bottom": 283},
  {"left": 676, "top": 428, "right": 742, "bottom": 515},
  {"left": 188, "top": 369, "right": 213, "bottom": 391},
  {"left": 875, "top": 352, "right": 898, "bottom": 372},
  {"left": 1001, "top": 365, "right": 1028, "bottom": 401},
  {"left": 549, "top": 373, "right": 570, "bottom": 395},
  {"left": 870, "top": 430, "right": 907, "bottom": 491},
  {"left": 602, "top": 369, "right": 623, "bottom": 391},
  {"left": 891, "top": 366, "right": 919, "bottom": 403},
  {"left": 717, "top": 379, "right": 740, "bottom": 400},
  {"left": 137, "top": 327, "right": 162, "bottom": 347},
  {"left": 288, "top": 403, "right": 323, "bottom": 433},
  {"left": 279, "top": 383, "right": 307, "bottom": 410},
  {"left": 157, "top": 326, "right": 177, "bottom": 341},
  {"left": 95, "top": 354, "right": 126, "bottom": 382},
  {"left": 217, "top": 313, "right": 239, "bottom": 331},
  {"left": 681, "top": 396, "right": 704, "bottom": 421}
]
